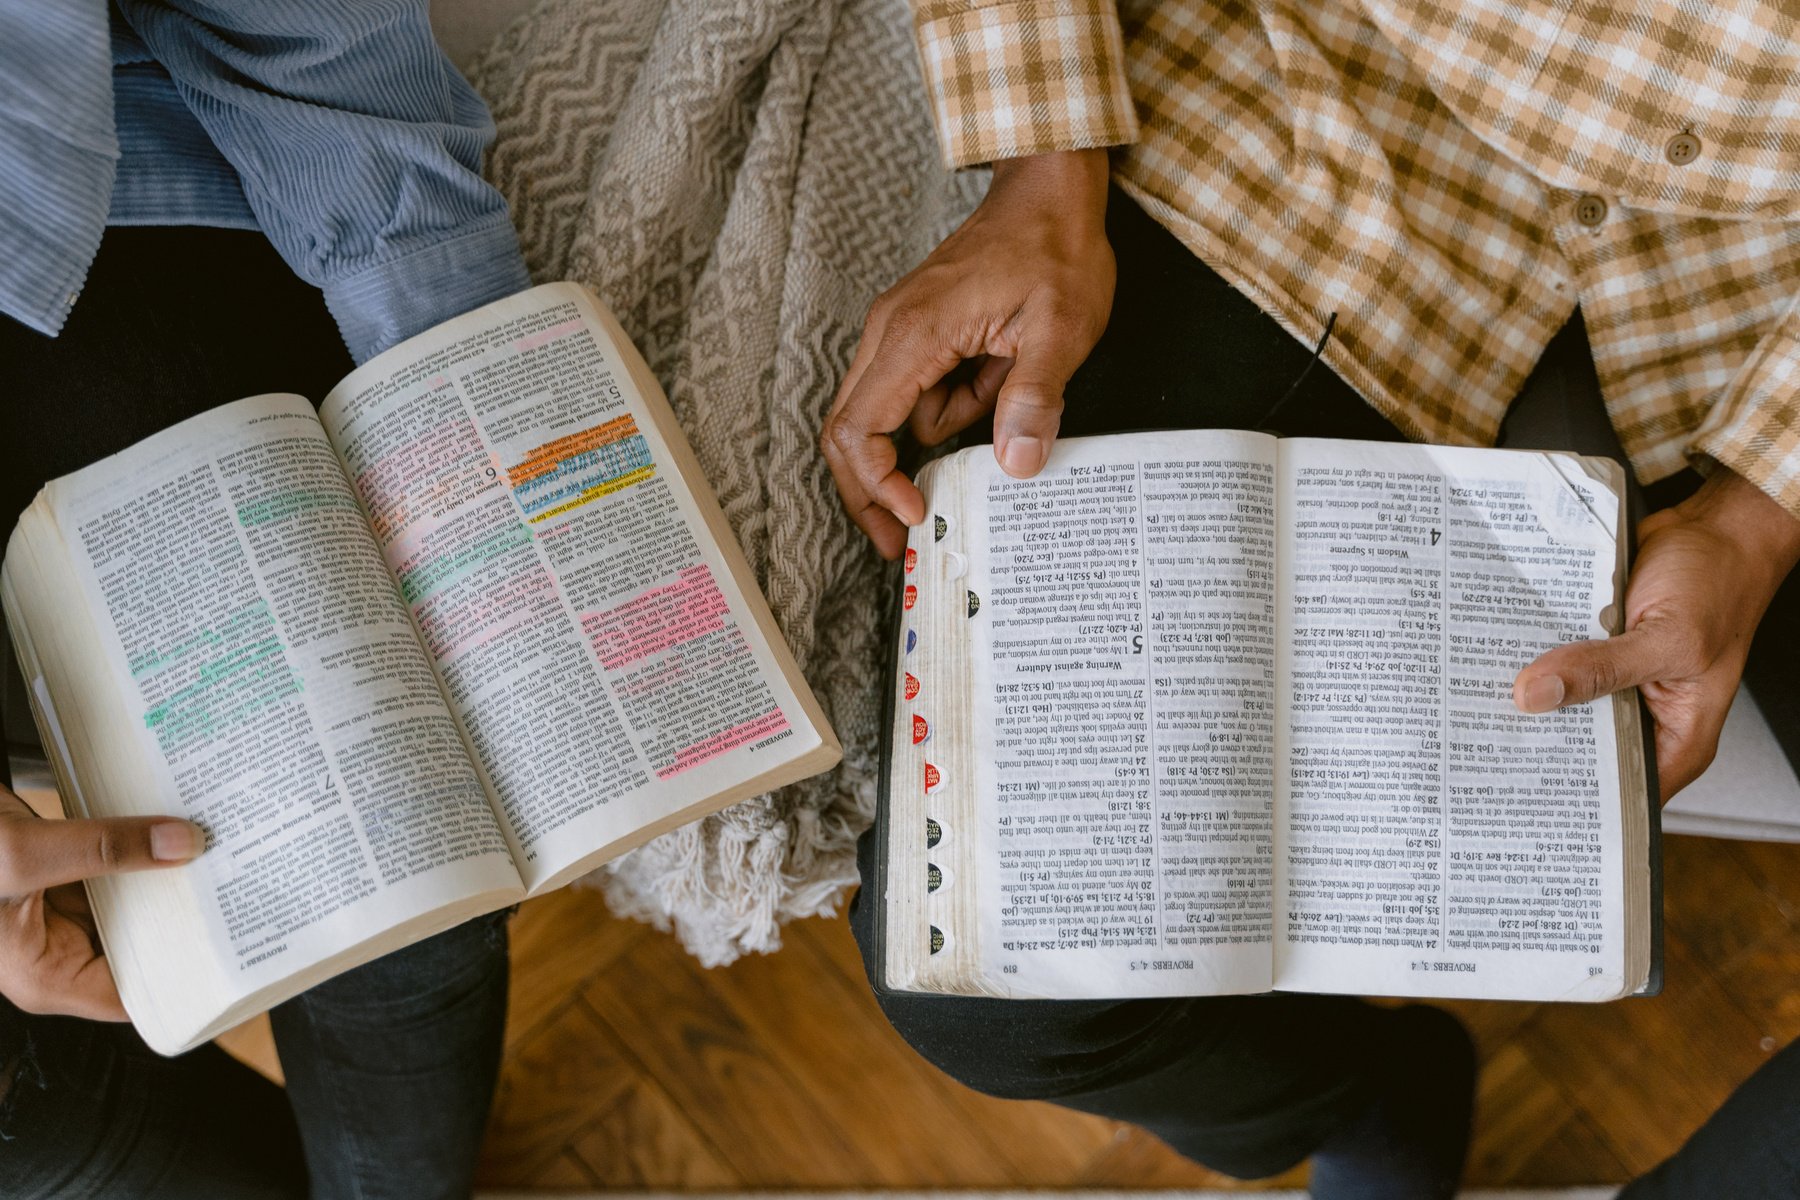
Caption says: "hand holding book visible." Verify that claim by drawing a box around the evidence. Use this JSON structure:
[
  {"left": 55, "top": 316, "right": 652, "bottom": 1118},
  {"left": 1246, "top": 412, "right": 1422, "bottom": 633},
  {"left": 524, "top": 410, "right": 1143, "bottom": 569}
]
[
  {"left": 820, "top": 148, "right": 1114, "bottom": 560},
  {"left": 0, "top": 785, "right": 203, "bottom": 1022},
  {"left": 1513, "top": 467, "right": 1800, "bottom": 801},
  {"left": 3, "top": 283, "right": 840, "bottom": 1054}
]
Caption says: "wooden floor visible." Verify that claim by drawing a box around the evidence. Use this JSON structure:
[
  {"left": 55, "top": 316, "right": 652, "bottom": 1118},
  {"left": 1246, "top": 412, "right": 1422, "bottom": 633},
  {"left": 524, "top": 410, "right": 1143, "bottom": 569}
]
[{"left": 208, "top": 831, "right": 1800, "bottom": 1190}]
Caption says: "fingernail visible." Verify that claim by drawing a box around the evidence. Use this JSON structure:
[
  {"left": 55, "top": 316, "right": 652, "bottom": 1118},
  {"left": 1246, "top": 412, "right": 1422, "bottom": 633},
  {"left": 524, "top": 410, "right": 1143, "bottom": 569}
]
[
  {"left": 151, "top": 821, "right": 206, "bottom": 862},
  {"left": 1521, "top": 675, "right": 1565, "bottom": 713},
  {"left": 1001, "top": 436, "right": 1045, "bottom": 477}
]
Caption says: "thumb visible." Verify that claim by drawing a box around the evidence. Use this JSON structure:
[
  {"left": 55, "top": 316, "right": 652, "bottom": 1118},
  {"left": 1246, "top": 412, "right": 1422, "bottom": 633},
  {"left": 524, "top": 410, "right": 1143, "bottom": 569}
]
[
  {"left": 992, "top": 328, "right": 1090, "bottom": 478},
  {"left": 1514, "top": 624, "right": 1674, "bottom": 712},
  {"left": 1, "top": 815, "right": 206, "bottom": 895}
]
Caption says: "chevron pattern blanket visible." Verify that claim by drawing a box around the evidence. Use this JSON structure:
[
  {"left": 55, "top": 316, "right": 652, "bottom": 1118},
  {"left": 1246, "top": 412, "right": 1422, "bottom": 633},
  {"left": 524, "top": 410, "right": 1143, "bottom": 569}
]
[{"left": 469, "top": 0, "right": 984, "bottom": 964}]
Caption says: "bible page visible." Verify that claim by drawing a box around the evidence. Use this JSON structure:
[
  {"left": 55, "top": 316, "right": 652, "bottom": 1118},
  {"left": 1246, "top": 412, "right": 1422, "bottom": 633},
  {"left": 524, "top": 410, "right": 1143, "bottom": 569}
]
[
  {"left": 322, "top": 284, "right": 835, "bottom": 893},
  {"left": 1273, "top": 439, "right": 1630, "bottom": 1001},
  {"left": 6, "top": 396, "right": 523, "bottom": 1053},
  {"left": 963, "top": 431, "right": 1280, "bottom": 998}
]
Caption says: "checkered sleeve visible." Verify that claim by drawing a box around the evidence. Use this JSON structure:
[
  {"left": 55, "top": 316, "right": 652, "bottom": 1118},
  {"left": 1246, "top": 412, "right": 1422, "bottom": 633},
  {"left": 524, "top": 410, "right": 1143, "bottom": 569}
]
[
  {"left": 1689, "top": 300, "right": 1800, "bottom": 521},
  {"left": 910, "top": 0, "right": 1139, "bottom": 169}
]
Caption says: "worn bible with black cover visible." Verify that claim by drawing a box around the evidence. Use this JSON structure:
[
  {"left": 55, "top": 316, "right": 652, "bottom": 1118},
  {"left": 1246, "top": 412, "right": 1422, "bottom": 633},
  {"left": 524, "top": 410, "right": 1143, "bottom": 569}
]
[{"left": 872, "top": 430, "right": 1660, "bottom": 1003}]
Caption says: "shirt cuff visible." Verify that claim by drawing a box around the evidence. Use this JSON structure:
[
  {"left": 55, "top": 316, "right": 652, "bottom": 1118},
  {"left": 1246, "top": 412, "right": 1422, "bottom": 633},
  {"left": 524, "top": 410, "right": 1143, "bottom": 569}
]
[
  {"left": 1688, "top": 306, "right": 1800, "bottom": 521},
  {"left": 912, "top": 0, "right": 1140, "bottom": 170},
  {"left": 321, "top": 214, "right": 533, "bottom": 364}
]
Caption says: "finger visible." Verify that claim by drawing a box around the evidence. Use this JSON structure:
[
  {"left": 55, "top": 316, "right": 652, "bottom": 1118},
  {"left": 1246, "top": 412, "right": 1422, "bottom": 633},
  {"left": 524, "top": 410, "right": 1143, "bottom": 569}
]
[
  {"left": 911, "top": 356, "right": 1013, "bottom": 447},
  {"left": 0, "top": 813, "right": 205, "bottom": 894},
  {"left": 820, "top": 409, "right": 917, "bottom": 560},
  {"left": 828, "top": 312, "right": 966, "bottom": 531},
  {"left": 820, "top": 303, "right": 896, "bottom": 542},
  {"left": 1512, "top": 623, "right": 1683, "bottom": 712},
  {"left": 991, "top": 325, "right": 1091, "bottom": 478}
]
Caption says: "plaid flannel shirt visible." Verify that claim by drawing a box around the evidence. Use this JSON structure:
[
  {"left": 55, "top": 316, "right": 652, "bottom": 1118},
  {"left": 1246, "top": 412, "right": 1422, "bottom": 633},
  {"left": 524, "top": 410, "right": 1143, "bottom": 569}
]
[{"left": 908, "top": 0, "right": 1800, "bottom": 517}]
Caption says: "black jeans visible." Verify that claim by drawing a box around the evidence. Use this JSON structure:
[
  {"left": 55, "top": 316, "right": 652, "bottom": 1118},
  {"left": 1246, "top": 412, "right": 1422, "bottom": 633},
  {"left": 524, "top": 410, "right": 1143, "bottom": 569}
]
[
  {"left": 0, "top": 227, "right": 508, "bottom": 1200},
  {"left": 851, "top": 187, "right": 1800, "bottom": 1192}
]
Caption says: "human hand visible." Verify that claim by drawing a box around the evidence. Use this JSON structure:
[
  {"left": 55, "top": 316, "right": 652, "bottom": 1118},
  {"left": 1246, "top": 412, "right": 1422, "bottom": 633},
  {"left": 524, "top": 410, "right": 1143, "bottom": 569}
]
[
  {"left": 820, "top": 148, "right": 1115, "bottom": 559},
  {"left": 0, "top": 787, "right": 205, "bottom": 1020},
  {"left": 1513, "top": 469, "right": 1800, "bottom": 801}
]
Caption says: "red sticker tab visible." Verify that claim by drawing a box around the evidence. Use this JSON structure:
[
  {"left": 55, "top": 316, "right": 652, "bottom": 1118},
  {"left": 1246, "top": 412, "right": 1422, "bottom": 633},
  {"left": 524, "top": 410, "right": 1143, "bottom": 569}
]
[
  {"left": 903, "top": 584, "right": 917, "bottom": 610},
  {"left": 904, "top": 672, "right": 920, "bottom": 700},
  {"left": 912, "top": 714, "right": 929, "bottom": 744},
  {"left": 904, "top": 547, "right": 918, "bottom": 573},
  {"left": 924, "top": 762, "right": 941, "bottom": 793}
]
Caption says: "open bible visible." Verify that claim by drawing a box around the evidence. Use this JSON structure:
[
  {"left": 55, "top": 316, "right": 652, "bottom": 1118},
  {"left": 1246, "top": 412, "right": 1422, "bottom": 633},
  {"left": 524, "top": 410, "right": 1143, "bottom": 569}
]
[
  {"left": 3, "top": 283, "right": 839, "bottom": 1055},
  {"left": 874, "top": 431, "right": 1659, "bottom": 1004}
]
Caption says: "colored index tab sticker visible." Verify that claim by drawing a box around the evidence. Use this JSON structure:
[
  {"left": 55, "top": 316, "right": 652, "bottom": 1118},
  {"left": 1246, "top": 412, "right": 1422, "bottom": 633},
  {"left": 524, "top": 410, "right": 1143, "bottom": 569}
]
[
  {"left": 905, "top": 628, "right": 916, "bottom": 654},
  {"left": 903, "top": 584, "right": 917, "bottom": 610},
  {"left": 904, "top": 547, "right": 917, "bottom": 572},
  {"left": 924, "top": 762, "right": 941, "bottom": 793},
  {"left": 912, "top": 714, "right": 929, "bottom": 744},
  {"left": 934, "top": 515, "right": 947, "bottom": 542},
  {"left": 966, "top": 589, "right": 981, "bottom": 618},
  {"left": 904, "top": 672, "right": 920, "bottom": 700},
  {"left": 927, "top": 863, "right": 942, "bottom": 892},
  {"left": 926, "top": 817, "right": 941, "bottom": 848},
  {"left": 929, "top": 926, "right": 944, "bottom": 954}
]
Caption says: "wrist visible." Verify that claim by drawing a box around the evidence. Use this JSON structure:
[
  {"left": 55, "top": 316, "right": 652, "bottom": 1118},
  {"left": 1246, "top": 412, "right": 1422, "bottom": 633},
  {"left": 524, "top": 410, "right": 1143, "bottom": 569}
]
[
  {"left": 989, "top": 149, "right": 1110, "bottom": 226},
  {"left": 1680, "top": 467, "right": 1800, "bottom": 584}
]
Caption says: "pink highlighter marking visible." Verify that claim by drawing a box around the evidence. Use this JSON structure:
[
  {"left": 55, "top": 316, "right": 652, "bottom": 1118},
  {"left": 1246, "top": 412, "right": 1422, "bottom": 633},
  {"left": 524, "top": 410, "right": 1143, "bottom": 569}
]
[
  {"left": 512, "top": 319, "right": 586, "bottom": 352},
  {"left": 580, "top": 565, "right": 730, "bottom": 672}
]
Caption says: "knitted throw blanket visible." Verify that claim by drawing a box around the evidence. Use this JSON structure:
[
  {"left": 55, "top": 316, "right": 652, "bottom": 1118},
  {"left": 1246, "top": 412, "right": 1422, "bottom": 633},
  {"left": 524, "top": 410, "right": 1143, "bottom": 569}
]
[{"left": 469, "top": 0, "right": 984, "bottom": 964}]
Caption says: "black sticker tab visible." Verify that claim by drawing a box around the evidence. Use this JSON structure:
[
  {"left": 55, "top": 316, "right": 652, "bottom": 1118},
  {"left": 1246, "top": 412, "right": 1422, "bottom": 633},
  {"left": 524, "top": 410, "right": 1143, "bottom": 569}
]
[
  {"left": 966, "top": 589, "right": 981, "bottom": 618},
  {"left": 934, "top": 515, "right": 947, "bottom": 542},
  {"left": 926, "top": 817, "right": 942, "bottom": 848},
  {"left": 927, "top": 863, "right": 942, "bottom": 892},
  {"left": 929, "top": 926, "right": 945, "bottom": 954}
]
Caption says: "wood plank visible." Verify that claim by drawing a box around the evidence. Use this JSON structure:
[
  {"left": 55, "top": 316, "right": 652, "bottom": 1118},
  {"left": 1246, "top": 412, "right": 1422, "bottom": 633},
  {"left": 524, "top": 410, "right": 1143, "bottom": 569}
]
[
  {"left": 1711, "top": 930, "right": 1800, "bottom": 1049},
  {"left": 1724, "top": 839, "right": 1800, "bottom": 919},
  {"left": 1661, "top": 835, "right": 1794, "bottom": 971},
  {"left": 1503, "top": 1110, "right": 1634, "bottom": 1188},
  {"left": 478, "top": 998, "right": 636, "bottom": 1185},
  {"left": 1515, "top": 929, "right": 1770, "bottom": 1174},
  {"left": 504, "top": 887, "right": 648, "bottom": 1049},
  {"left": 1465, "top": 1039, "right": 1626, "bottom": 1186},
  {"left": 691, "top": 915, "right": 1024, "bottom": 1186},
  {"left": 563, "top": 1045, "right": 741, "bottom": 1189},
  {"left": 796, "top": 911, "right": 1127, "bottom": 1181},
  {"left": 576, "top": 927, "right": 879, "bottom": 1185},
  {"left": 506, "top": 1148, "right": 600, "bottom": 1188},
  {"left": 1072, "top": 1123, "right": 1304, "bottom": 1189}
]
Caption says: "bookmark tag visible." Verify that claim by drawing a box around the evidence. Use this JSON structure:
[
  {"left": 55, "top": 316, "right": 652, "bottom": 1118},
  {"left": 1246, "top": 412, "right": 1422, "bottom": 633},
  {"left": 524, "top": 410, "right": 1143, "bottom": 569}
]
[
  {"left": 904, "top": 547, "right": 917, "bottom": 572},
  {"left": 904, "top": 672, "right": 920, "bottom": 700},
  {"left": 924, "top": 762, "right": 941, "bottom": 793},
  {"left": 912, "top": 714, "right": 929, "bottom": 744},
  {"left": 903, "top": 584, "right": 917, "bottom": 610}
]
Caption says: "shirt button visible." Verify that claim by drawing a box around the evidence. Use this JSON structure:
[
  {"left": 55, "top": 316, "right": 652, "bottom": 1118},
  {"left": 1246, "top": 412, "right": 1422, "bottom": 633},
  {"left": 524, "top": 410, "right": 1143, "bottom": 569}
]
[
  {"left": 1575, "top": 194, "right": 1609, "bottom": 227},
  {"left": 1665, "top": 132, "right": 1701, "bottom": 165}
]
